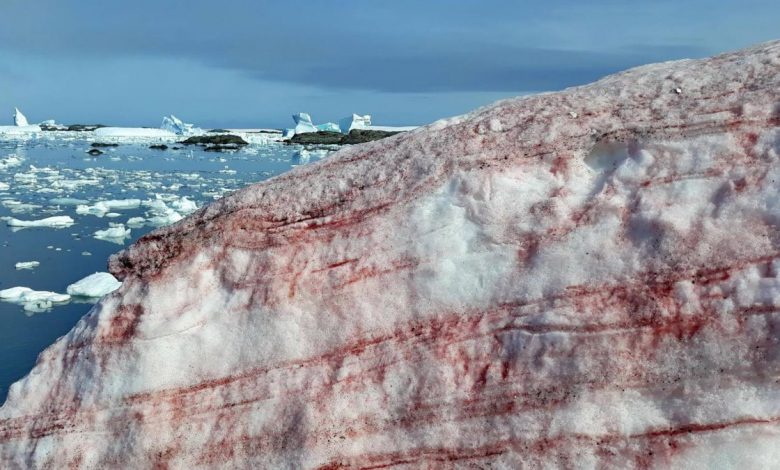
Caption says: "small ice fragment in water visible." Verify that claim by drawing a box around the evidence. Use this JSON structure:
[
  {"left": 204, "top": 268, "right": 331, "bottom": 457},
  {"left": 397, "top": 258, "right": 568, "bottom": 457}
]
[
  {"left": 94, "top": 224, "right": 131, "bottom": 243},
  {"left": 127, "top": 217, "right": 146, "bottom": 228},
  {"left": 15, "top": 261, "right": 40, "bottom": 270}
]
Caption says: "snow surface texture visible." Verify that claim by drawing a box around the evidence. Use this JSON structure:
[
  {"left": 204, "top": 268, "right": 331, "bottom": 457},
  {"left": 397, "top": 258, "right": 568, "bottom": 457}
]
[{"left": 2, "top": 41, "right": 780, "bottom": 468}]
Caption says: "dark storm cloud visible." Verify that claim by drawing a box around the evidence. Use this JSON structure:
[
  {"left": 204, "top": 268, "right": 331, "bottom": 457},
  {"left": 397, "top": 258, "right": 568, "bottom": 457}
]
[{"left": 0, "top": 0, "right": 711, "bottom": 93}]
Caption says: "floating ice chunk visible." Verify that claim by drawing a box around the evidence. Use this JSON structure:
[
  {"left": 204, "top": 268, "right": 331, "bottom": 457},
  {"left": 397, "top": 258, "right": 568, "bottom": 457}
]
[
  {"left": 4, "top": 216, "right": 74, "bottom": 228},
  {"left": 13, "top": 108, "right": 29, "bottom": 127},
  {"left": 316, "top": 122, "right": 341, "bottom": 132},
  {"left": 94, "top": 223, "right": 130, "bottom": 243},
  {"left": 126, "top": 217, "right": 146, "bottom": 228},
  {"left": 50, "top": 197, "right": 90, "bottom": 206},
  {"left": 293, "top": 113, "right": 318, "bottom": 134},
  {"left": 160, "top": 115, "right": 203, "bottom": 136},
  {"left": 66, "top": 272, "right": 121, "bottom": 298},
  {"left": 282, "top": 129, "right": 295, "bottom": 139},
  {"left": 76, "top": 199, "right": 141, "bottom": 217},
  {"left": 0, "top": 154, "right": 24, "bottom": 169},
  {"left": 339, "top": 114, "right": 371, "bottom": 133},
  {"left": 147, "top": 209, "right": 183, "bottom": 227},
  {"left": 0, "top": 287, "right": 33, "bottom": 301},
  {"left": 0, "top": 286, "right": 70, "bottom": 312},
  {"left": 0, "top": 182, "right": 9, "bottom": 191},
  {"left": 170, "top": 197, "right": 198, "bottom": 215},
  {"left": 15, "top": 261, "right": 40, "bottom": 270}
]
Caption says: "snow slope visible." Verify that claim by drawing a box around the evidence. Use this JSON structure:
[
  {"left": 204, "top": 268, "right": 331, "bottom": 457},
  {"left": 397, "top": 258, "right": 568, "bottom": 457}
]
[{"left": 1, "top": 41, "right": 780, "bottom": 468}]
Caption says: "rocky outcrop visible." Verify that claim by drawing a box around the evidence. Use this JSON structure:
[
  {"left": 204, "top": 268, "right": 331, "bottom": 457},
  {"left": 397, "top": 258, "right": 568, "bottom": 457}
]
[
  {"left": 1, "top": 41, "right": 780, "bottom": 468},
  {"left": 289, "top": 129, "right": 402, "bottom": 146}
]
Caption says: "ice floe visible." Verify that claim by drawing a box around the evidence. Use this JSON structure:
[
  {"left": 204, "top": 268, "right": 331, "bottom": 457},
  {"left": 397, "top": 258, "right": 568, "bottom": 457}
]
[
  {"left": 0, "top": 286, "right": 70, "bottom": 312},
  {"left": 4, "top": 216, "right": 74, "bottom": 228},
  {"left": 14, "top": 261, "right": 40, "bottom": 270},
  {"left": 93, "top": 223, "right": 131, "bottom": 243},
  {"left": 66, "top": 272, "right": 121, "bottom": 298}
]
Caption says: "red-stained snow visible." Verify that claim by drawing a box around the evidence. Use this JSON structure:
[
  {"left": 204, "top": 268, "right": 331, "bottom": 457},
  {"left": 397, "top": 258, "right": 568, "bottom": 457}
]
[{"left": 1, "top": 41, "right": 780, "bottom": 469}]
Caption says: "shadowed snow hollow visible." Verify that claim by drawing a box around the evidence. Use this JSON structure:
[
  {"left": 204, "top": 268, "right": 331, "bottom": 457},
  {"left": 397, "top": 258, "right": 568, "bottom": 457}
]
[{"left": 1, "top": 41, "right": 780, "bottom": 469}]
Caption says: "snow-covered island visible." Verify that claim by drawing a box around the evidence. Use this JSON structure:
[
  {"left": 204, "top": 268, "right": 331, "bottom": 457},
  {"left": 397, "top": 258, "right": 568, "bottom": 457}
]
[{"left": 1, "top": 40, "right": 780, "bottom": 468}]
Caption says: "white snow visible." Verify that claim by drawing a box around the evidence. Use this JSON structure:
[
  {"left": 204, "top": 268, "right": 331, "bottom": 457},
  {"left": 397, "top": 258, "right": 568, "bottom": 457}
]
[
  {"left": 66, "top": 272, "right": 121, "bottom": 298},
  {"left": 4, "top": 216, "right": 74, "bottom": 228}
]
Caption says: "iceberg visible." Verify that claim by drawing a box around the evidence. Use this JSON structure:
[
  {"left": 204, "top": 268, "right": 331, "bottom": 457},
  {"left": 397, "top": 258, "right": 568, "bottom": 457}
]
[
  {"left": 13, "top": 108, "right": 28, "bottom": 127},
  {"left": 0, "top": 108, "right": 41, "bottom": 135},
  {"left": 338, "top": 113, "right": 371, "bottom": 133},
  {"left": 292, "top": 112, "right": 317, "bottom": 134},
  {"left": 2, "top": 41, "right": 780, "bottom": 468},
  {"left": 160, "top": 115, "right": 203, "bottom": 136},
  {"left": 66, "top": 272, "right": 121, "bottom": 298},
  {"left": 316, "top": 122, "right": 341, "bottom": 132}
]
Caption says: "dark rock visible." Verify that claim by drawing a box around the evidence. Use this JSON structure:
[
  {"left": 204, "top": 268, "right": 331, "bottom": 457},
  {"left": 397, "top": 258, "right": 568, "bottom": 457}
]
[
  {"left": 208, "top": 129, "right": 231, "bottom": 133},
  {"left": 288, "top": 129, "right": 402, "bottom": 146},
  {"left": 340, "top": 129, "right": 401, "bottom": 145},
  {"left": 150, "top": 144, "right": 169, "bottom": 150},
  {"left": 87, "top": 149, "right": 103, "bottom": 156},
  {"left": 181, "top": 135, "right": 248, "bottom": 146},
  {"left": 204, "top": 144, "right": 241, "bottom": 152},
  {"left": 288, "top": 131, "right": 344, "bottom": 145},
  {"left": 67, "top": 124, "right": 107, "bottom": 132},
  {"left": 40, "top": 124, "right": 67, "bottom": 131},
  {"left": 91, "top": 143, "right": 119, "bottom": 148}
]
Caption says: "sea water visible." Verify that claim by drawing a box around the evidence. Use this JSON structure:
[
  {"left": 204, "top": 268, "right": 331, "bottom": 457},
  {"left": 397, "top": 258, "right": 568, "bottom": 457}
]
[{"left": 0, "top": 138, "right": 331, "bottom": 402}]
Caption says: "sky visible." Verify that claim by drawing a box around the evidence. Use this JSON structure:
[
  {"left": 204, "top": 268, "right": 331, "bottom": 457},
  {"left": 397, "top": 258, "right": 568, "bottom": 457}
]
[{"left": 0, "top": 0, "right": 777, "bottom": 129}]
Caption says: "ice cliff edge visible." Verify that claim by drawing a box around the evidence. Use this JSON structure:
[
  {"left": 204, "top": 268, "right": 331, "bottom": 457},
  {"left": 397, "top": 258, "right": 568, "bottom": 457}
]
[{"left": 2, "top": 41, "right": 780, "bottom": 468}]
